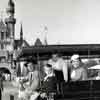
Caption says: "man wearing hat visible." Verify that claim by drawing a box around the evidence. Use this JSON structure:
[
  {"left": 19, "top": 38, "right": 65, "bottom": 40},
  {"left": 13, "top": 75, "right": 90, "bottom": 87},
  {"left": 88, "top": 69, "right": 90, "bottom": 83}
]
[
  {"left": 70, "top": 54, "right": 87, "bottom": 81},
  {"left": 18, "top": 62, "right": 40, "bottom": 100},
  {"left": 48, "top": 53, "right": 68, "bottom": 82}
]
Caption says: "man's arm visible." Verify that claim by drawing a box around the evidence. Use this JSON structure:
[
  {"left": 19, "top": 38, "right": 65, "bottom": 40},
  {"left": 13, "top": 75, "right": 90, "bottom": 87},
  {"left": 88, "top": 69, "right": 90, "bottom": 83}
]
[
  {"left": 62, "top": 61, "right": 68, "bottom": 82},
  {"left": 30, "top": 71, "right": 40, "bottom": 91},
  {"left": 19, "top": 74, "right": 29, "bottom": 83},
  {"left": 82, "top": 68, "right": 87, "bottom": 80}
]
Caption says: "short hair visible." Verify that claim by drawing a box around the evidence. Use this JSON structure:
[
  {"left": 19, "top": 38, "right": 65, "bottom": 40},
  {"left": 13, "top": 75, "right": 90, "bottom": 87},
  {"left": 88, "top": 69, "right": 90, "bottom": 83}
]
[
  {"left": 51, "top": 53, "right": 59, "bottom": 58},
  {"left": 46, "top": 64, "right": 52, "bottom": 68},
  {"left": 51, "top": 50, "right": 62, "bottom": 57}
]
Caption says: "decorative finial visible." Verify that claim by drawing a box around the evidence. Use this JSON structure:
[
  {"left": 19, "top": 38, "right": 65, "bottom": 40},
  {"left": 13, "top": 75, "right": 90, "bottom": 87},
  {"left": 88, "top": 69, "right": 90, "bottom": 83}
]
[
  {"left": 7, "top": 0, "right": 15, "bottom": 14},
  {"left": 8, "top": 0, "right": 15, "bottom": 7}
]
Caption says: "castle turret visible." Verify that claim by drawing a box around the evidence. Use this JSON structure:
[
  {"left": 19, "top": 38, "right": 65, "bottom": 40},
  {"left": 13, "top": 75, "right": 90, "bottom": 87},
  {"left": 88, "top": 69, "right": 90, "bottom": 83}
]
[
  {"left": 20, "top": 23, "right": 23, "bottom": 44},
  {"left": 7, "top": 0, "right": 15, "bottom": 16},
  {"left": 5, "top": 0, "right": 16, "bottom": 51}
]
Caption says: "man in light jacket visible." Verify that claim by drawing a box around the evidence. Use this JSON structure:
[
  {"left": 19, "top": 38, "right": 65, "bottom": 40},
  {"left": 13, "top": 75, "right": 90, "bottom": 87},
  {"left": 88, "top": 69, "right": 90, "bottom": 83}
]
[{"left": 48, "top": 53, "right": 68, "bottom": 95}]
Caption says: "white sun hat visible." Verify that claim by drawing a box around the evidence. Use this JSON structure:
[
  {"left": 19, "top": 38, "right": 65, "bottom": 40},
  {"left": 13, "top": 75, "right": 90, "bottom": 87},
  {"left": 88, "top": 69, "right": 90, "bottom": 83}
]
[{"left": 71, "top": 54, "right": 80, "bottom": 61}]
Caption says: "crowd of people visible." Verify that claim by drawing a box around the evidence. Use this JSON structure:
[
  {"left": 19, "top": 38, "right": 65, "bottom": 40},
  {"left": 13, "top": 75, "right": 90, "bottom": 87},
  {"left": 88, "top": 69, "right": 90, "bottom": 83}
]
[{"left": 12, "top": 53, "right": 100, "bottom": 100}]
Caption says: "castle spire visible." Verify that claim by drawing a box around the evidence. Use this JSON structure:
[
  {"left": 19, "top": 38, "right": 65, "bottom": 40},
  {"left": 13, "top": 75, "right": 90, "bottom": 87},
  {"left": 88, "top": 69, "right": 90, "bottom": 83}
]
[
  {"left": 5, "top": 0, "right": 16, "bottom": 52},
  {"left": 20, "top": 23, "right": 23, "bottom": 42}
]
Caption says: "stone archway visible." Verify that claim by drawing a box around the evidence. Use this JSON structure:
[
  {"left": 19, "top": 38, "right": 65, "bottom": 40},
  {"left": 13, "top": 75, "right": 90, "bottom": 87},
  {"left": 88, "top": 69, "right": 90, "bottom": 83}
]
[
  {"left": 0, "top": 67, "right": 11, "bottom": 81},
  {"left": 0, "top": 67, "right": 11, "bottom": 74}
]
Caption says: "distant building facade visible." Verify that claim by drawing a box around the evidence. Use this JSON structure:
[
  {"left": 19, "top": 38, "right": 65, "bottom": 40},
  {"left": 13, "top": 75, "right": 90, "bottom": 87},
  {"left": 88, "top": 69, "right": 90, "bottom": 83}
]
[{"left": 34, "top": 38, "right": 43, "bottom": 46}]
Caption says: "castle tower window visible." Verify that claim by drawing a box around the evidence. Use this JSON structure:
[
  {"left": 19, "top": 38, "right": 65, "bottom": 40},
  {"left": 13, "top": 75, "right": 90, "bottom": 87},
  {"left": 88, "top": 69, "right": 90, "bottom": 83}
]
[{"left": 1, "top": 31, "right": 4, "bottom": 40}]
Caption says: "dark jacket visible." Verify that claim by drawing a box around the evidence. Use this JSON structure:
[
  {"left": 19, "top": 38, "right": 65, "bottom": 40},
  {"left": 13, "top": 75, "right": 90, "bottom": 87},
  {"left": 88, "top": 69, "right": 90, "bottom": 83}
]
[{"left": 40, "top": 76, "right": 57, "bottom": 93}]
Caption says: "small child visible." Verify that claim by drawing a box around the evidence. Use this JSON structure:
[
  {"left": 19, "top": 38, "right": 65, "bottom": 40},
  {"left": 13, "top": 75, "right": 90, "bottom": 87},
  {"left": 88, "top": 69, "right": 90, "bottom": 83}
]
[{"left": 40, "top": 64, "right": 57, "bottom": 99}]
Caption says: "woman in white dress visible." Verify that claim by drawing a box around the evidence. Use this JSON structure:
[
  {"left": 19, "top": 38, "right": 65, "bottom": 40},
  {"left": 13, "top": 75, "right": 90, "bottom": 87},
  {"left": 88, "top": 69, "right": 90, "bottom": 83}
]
[{"left": 70, "top": 54, "right": 87, "bottom": 81}]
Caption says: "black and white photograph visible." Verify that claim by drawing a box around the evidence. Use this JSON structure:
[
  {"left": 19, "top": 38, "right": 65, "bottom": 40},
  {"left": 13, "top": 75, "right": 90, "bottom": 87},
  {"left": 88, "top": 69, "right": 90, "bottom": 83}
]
[{"left": 1, "top": 0, "right": 100, "bottom": 100}]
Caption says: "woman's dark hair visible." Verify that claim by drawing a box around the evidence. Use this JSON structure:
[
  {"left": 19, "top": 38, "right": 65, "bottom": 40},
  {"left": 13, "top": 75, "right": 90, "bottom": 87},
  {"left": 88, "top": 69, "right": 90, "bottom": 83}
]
[{"left": 51, "top": 51, "right": 62, "bottom": 58}]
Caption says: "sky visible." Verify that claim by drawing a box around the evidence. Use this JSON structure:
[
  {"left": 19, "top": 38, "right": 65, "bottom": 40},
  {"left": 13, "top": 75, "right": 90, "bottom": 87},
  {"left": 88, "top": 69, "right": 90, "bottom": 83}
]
[{"left": 1, "top": 0, "right": 100, "bottom": 45}]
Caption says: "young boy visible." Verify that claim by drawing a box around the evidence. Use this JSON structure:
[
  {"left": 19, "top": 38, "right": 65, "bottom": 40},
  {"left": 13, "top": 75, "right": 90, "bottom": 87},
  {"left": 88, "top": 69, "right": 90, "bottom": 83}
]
[{"left": 40, "top": 64, "right": 57, "bottom": 99}]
